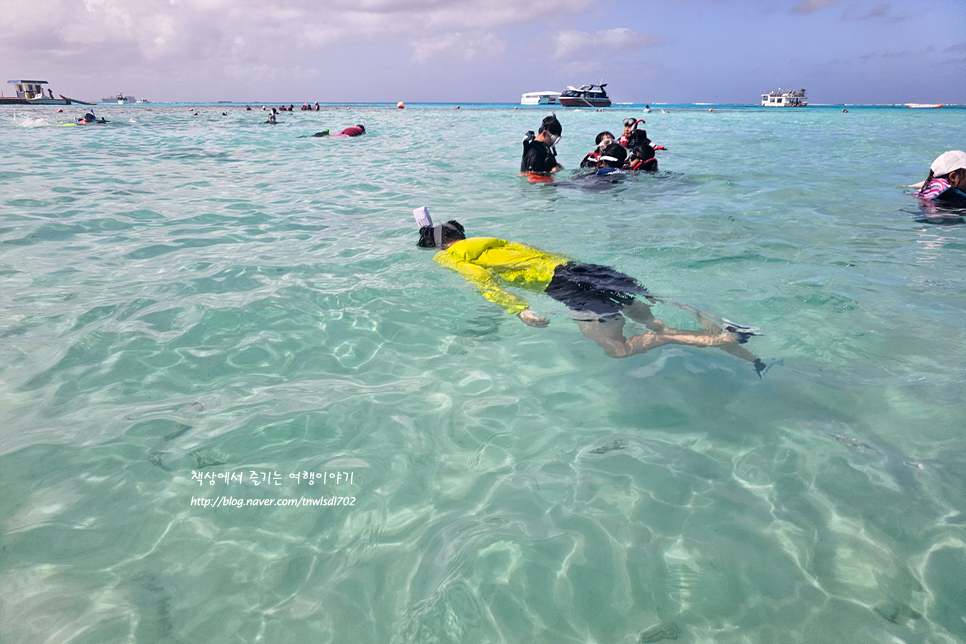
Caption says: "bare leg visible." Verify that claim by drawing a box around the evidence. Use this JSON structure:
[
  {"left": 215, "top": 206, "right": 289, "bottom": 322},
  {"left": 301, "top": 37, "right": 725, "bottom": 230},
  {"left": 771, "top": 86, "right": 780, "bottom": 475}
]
[
  {"left": 576, "top": 315, "right": 743, "bottom": 359},
  {"left": 626, "top": 300, "right": 761, "bottom": 365},
  {"left": 622, "top": 299, "right": 666, "bottom": 332}
]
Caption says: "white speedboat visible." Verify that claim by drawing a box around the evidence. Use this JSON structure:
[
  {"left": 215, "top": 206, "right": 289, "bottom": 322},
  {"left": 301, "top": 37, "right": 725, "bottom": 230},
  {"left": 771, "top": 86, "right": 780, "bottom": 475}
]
[
  {"left": 558, "top": 83, "right": 611, "bottom": 108},
  {"left": 521, "top": 91, "right": 561, "bottom": 106},
  {"left": 761, "top": 88, "right": 807, "bottom": 107}
]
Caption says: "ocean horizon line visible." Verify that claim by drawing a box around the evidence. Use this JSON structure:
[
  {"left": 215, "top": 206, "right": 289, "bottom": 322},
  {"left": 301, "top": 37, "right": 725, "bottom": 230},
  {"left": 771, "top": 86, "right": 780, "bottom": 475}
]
[{"left": 9, "top": 101, "right": 963, "bottom": 109}]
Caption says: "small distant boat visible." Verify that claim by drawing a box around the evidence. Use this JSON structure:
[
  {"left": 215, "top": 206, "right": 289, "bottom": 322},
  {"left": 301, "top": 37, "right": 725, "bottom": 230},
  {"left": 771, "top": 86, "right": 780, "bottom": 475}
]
[
  {"left": 761, "top": 87, "right": 807, "bottom": 107},
  {"left": 558, "top": 83, "right": 611, "bottom": 108},
  {"left": 907, "top": 103, "right": 943, "bottom": 109},
  {"left": 136, "top": 98, "right": 150, "bottom": 104},
  {"left": 521, "top": 91, "right": 561, "bottom": 106},
  {"left": 0, "top": 80, "right": 96, "bottom": 106},
  {"left": 102, "top": 93, "right": 135, "bottom": 104}
]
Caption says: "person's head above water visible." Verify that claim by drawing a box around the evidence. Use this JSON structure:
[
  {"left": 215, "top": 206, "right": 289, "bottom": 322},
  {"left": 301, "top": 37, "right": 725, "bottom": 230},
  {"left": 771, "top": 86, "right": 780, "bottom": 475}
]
[
  {"left": 539, "top": 115, "right": 562, "bottom": 137},
  {"left": 535, "top": 115, "right": 562, "bottom": 147},
  {"left": 356, "top": 124, "right": 366, "bottom": 133},
  {"left": 598, "top": 143, "right": 627, "bottom": 168},
  {"left": 595, "top": 131, "right": 615, "bottom": 148},
  {"left": 414, "top": 207, "right": 466, "bottom": 249},
  {"left": 928, "top": 150, "right": 966, "bottom": 189}
]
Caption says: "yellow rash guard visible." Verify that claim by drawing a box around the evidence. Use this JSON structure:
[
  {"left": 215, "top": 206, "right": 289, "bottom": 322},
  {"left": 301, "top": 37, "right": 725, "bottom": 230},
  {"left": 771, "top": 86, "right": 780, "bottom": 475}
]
[{"left": 434, "top": 237, "right": 573, "bottom": 314}]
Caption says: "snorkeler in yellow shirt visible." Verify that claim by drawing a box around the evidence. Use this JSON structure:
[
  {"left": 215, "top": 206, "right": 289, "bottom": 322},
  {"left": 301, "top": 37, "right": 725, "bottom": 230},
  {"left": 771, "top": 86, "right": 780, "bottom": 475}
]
[{"left": 414, "top": 207, "right": 777, "bottom": 377}]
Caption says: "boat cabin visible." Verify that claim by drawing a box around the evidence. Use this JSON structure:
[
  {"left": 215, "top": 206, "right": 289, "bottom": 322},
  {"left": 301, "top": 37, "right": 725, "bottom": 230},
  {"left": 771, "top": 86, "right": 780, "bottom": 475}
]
[
  {"left": 7, "top": 80, "right": 50, "bottom": 99},
  {"left": 761, "top": 88, "right": 808, "bottom": 107},
  {"left": 521, "top": 91, "right": 561, "bottom": 106}
]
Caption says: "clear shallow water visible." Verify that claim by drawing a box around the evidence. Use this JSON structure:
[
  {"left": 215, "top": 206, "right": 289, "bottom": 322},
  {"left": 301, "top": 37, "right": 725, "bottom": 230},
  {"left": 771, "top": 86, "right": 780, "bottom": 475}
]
[{"left": 1, "top": 104, "right": 964, "bottom": 644}]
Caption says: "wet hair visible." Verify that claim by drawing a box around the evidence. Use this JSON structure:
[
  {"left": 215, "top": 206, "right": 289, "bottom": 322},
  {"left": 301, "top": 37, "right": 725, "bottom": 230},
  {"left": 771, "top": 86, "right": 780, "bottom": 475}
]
[
  {"left": 417, "top": 220, "right": 465, "bottom": 248},
  {"left": 595, "top": 131, "right": 615, "bottom": 145},
  {"left": 626, "top": 129, "right": 651, "bottom": 149},
  {"left": 599, "top": 143, "right": 627, "bottom": 168},
  {"left": 356, "top": 124, "right": 365, "bottom": 133},
  {"left": 539, "top": 115, "right": 562, "bottom": 136}
]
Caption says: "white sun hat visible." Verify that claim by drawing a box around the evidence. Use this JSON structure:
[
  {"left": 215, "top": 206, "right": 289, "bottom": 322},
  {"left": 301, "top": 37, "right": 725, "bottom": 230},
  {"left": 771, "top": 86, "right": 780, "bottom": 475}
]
[{"left": 930, "top": 150, "right": 966, "bottom": 177}]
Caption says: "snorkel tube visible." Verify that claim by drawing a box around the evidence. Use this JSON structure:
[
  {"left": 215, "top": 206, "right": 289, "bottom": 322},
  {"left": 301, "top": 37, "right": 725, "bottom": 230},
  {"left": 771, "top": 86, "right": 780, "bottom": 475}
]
[
  {"left": 414, "top": 206, "right": 442, "bottom": 248},
  {"left": 414, "top": 207, "right": 464, "bottom": 248},
  {"left": 414, "top": 206, "right": 446, "bottom": 248}
]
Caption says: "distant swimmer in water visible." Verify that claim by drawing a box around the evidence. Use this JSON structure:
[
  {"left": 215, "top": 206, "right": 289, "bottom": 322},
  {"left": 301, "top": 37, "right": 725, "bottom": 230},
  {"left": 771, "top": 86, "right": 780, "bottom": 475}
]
[
  {"left": 915, "top": 150, "right": 966, "bottom": 207},
  {"left": 265, "top": 108, "right": 278, "bottom": 124},
  {"left": 76, "top": 110, "right": 107, "bottom": 124},
  {"left": 311, "top": 124, "right": 366, "bottom": 137},
  {"left": 412, "top": 206, "right": 778, "bottom": 376}
]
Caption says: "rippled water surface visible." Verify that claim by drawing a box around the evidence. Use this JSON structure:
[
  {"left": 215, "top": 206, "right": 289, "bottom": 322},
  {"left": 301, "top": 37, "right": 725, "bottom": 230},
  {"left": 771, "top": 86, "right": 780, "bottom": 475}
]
[{"left": 1, "top": 104, "right": 965, "bottom": 643}]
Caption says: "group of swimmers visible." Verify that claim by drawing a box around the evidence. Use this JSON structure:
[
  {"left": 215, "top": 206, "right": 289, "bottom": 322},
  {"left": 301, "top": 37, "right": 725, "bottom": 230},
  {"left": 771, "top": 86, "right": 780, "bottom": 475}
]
[
  {"left": 262, "top": 106, "right": 366, "bottom": 138},
  {"left": 408, "top": 118, "right": 965, "bottom": 378},
  {"left": 521, "top": 114, "right": 662, "bottom": 180}
]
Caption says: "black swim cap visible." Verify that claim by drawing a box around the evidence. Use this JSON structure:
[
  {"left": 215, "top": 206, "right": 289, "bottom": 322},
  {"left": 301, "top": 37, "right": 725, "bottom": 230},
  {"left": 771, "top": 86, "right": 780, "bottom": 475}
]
[
  {"left": 599, "top": 143, "right": 627, "bottom": 167},
  {"left": 539, "top": 115, "right": 562, "bottom": 136}
]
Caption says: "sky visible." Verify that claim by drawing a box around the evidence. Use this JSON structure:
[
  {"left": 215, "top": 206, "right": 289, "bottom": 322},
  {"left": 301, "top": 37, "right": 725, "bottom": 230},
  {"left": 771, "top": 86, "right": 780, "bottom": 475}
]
[{"left": 2, "top": 0, "right": 963, "bottom": 104}]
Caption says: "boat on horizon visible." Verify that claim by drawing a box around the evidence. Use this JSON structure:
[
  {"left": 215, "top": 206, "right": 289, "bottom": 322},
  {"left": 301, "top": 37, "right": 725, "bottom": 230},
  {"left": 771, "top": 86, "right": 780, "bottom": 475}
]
[
  {"left": 907, "top": 103, "right": 943, "bottom": 109},
  {"left": 558, "top": 83, "right": 611, "bottom": 108},
  {"left": 761, "top": 87, "right": 807, "bottom": 107},
  {"left": 0, "top": 80, "right": 96, "bottom": 106},
  {"left": 520, "top": 91, "right": 561, "bottom": 106}
]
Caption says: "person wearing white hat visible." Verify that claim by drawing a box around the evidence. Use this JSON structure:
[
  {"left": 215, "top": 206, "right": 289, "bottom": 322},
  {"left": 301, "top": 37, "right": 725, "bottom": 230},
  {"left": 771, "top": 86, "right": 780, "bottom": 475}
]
[{"left": 916, "top": 150, "right": 966, "bottom": 203}]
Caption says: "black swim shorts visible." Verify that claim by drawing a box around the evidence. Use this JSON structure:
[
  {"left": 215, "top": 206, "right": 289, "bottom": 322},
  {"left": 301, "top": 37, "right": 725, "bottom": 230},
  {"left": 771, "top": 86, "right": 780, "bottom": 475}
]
[{"left": 544, "top": 263, "right": 652, "bottom": 316}]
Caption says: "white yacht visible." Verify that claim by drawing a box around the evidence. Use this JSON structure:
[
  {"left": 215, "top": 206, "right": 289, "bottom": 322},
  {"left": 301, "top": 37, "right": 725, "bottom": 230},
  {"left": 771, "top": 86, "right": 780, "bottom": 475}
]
[
  {"left": 521, "top": 91, "right": 561, "bottom": 106},
  {"left": 101, "top": 93, "right": 135, "bottom": 104},
  {"left": 761, "top": 88, "right": 807, "bottom": 107}
]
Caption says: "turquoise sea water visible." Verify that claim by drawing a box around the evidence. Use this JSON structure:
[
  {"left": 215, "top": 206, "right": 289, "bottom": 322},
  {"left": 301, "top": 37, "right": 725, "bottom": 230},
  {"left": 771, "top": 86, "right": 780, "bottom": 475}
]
[{"left": 1, "top": 103, "right": 965, "bottom": 644}]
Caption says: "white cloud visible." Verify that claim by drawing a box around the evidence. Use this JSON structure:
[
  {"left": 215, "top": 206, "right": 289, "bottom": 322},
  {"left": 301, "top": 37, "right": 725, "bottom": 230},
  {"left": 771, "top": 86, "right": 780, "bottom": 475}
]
[
  {"left": 554, "top": 28, "right": 663, "bottom": 60},
  {"left": 791, "top": 0, "right": 839, "bottom": 15},
  {"left": 409, "top": 32, "right": 506, "bottom": 64},
  {"left": 0, "top": 0, "right": 595, "bottom": 66}
]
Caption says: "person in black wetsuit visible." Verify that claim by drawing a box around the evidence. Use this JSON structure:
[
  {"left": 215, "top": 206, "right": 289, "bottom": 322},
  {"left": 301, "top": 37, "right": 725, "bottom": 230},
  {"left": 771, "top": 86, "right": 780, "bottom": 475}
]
[{"left": 521, "top": 115, "right": 563, "bottom": 176}]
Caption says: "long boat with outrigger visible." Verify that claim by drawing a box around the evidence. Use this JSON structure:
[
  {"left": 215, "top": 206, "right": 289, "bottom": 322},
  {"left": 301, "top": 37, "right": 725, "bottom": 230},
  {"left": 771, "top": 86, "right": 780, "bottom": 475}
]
[{"left": 0, "top": 80, "right": 96, "bottom": 106}]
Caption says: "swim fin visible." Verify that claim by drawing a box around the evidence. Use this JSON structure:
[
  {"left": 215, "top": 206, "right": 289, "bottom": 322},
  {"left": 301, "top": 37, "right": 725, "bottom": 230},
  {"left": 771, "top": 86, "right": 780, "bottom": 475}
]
[{"left": 752, "top": 356, "right": 783, "bottom": 379}]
